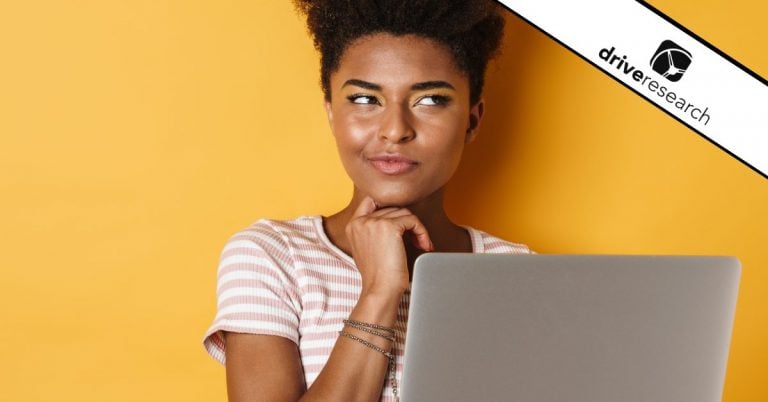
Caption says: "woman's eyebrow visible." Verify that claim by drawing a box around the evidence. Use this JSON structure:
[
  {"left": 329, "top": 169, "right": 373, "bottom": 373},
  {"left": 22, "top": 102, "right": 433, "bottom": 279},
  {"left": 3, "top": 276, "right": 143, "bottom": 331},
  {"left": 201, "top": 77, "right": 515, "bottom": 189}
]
[
  {"left": 341, "top": 79, "right": 455, "bottom": 92},
  {"left": 410, "top": 81, "right": 455, "bottom": 91},
  {"left": 342, "top": 79, "right": 381, "bottom": 91}
]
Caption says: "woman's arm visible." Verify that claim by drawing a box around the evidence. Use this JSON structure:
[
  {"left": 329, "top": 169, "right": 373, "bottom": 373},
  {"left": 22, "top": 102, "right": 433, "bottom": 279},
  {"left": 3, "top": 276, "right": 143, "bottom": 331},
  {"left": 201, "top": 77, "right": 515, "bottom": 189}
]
[
  {"left": 300, "top": 292, "right": 401, "bottom": 402},
  {"left": 225, "top": 332, "right": 306, "bottom": 402},
  {"left": 226, "top": 197, "right": 430, "bottom": 401},
  {"left": 224, "top": 292, "right": 400, "bottom": 402}
]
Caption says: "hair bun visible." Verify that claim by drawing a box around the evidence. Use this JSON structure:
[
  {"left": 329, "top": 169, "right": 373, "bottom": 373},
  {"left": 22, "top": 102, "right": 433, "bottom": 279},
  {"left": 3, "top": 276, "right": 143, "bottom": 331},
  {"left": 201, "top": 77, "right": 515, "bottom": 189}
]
[{"left": 293, "top": 0, "right": 506, "bottom": 105}]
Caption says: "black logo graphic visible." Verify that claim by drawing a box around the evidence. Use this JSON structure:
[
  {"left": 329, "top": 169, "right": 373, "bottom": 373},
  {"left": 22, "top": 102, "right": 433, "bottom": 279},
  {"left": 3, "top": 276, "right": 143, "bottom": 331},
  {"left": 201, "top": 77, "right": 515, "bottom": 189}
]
[
  {"left": 598, "top": 45, "right": 711, "bottom": 126},
  {"left": 650, "top": 40, "right": 692, "bottom": 82}
]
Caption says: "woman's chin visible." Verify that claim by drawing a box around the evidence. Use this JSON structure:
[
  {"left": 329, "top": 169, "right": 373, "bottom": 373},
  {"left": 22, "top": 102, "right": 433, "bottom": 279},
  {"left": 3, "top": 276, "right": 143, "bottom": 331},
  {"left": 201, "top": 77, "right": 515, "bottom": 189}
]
[
  {"left": 365, "top": 187, "right": 442, "bottom": 210},
  {"left": 366, "top": 191, "right": 416, "bottom": 209},
  {"left": 369, "top": 197, "right": 410, "bottom": 209}
]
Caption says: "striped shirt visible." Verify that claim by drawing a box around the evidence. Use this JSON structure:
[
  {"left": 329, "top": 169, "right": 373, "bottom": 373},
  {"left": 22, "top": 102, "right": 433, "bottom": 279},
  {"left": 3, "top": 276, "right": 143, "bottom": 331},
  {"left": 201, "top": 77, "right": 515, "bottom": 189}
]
[{"left": 202, "top": 215, "right": 531, "bottom": 401}]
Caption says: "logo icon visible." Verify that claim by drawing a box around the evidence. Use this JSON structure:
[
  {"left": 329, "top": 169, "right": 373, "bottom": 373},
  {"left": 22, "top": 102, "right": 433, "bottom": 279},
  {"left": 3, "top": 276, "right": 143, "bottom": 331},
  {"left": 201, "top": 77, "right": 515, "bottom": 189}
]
[{"left": 650, "top": 40, "right": 692, "bottom": 82}]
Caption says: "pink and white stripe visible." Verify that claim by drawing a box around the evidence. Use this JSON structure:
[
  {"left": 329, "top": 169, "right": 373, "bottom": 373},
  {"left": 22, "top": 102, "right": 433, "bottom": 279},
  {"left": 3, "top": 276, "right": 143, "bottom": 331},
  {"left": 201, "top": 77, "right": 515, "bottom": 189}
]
[{"left": 203, "top": 215, "right": 531, "bottom": 401}]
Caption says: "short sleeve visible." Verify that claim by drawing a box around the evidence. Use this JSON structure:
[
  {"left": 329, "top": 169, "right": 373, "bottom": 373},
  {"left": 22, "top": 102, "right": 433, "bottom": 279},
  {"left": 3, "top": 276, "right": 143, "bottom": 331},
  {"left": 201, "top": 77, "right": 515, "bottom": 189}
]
[
  {"left": 470, "top": 227, "right": 534, "bottom": 254},
  {"left": 490, "top": 241, "right": 533, "bottom": 254},
  {"left": 202, "top": 222, "right": 303, "bottom": 365}
]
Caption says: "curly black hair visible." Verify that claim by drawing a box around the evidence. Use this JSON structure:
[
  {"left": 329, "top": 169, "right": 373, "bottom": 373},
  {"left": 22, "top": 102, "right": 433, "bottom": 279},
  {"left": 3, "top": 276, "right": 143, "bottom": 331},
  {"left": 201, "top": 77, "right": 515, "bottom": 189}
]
[{"left": 293, "top": 0, "right": 506, "bottom": 105}]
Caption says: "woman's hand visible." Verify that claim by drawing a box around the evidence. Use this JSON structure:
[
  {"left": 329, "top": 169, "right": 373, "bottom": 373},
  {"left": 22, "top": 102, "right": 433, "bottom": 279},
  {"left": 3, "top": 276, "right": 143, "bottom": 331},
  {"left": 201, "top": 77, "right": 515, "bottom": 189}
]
[{"left": 345, "top": 196, "right": 434, "bottom": 297}]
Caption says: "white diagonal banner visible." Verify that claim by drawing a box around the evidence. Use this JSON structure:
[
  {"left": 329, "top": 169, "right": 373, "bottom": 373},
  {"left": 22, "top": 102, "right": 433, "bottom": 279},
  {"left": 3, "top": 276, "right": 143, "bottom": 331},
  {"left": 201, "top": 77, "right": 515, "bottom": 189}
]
[{"left": 498, "top": 0, "right": 768, "bottom": 178}]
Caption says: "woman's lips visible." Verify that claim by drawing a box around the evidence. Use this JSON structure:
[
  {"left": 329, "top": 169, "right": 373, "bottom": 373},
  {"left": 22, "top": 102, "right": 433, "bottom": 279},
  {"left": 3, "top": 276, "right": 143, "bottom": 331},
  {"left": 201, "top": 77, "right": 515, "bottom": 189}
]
[{"left": 368, "top": 155, "right": 419, "bottom": 175}]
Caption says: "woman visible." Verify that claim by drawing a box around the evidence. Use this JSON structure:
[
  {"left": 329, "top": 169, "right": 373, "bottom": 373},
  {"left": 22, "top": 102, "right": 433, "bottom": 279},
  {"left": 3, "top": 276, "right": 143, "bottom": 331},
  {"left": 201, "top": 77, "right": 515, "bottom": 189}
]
[{"left": 203, "top": 1, "right": 532, "bottom": 401}]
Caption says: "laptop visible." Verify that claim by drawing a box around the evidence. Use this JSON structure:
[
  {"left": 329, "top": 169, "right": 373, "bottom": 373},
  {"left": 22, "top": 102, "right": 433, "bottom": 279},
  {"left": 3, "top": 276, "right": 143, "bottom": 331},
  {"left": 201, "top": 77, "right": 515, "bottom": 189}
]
[{"left": 400, "top": 254, "right": 741, "bottom": 402}]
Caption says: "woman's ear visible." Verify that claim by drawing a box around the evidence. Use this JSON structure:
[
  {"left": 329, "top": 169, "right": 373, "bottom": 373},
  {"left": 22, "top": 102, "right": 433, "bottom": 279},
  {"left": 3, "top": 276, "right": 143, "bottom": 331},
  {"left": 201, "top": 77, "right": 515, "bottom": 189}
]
[
  {"left": 324, "top": 99, "right": 334, "bottom": 129},
  {"left": 324, "top": 99, "right": 341, "bottom": 139},
  {"left": 465, "top": 99, "right": 485, "bottom": 143}
]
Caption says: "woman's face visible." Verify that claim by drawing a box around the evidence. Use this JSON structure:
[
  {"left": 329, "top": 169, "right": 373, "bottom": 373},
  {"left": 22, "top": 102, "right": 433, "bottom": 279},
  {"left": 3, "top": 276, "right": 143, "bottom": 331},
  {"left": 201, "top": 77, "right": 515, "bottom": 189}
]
[{"left": 325, "top": 33, "right": 483, "bottom": 208}]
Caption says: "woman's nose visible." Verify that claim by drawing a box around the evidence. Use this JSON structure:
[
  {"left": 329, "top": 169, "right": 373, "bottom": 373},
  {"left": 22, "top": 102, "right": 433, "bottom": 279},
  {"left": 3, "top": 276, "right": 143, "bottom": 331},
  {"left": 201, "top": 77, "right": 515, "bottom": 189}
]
[{"left": 379, "top": 104, "right": 415, "bottom": 143}]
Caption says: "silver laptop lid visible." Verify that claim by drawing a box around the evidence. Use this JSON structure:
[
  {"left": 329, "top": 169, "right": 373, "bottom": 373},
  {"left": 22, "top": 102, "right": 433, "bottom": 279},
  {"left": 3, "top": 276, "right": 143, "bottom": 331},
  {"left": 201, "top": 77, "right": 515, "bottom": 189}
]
[{"left": 400, "top": 254, "right": 740, "bottom": 402}]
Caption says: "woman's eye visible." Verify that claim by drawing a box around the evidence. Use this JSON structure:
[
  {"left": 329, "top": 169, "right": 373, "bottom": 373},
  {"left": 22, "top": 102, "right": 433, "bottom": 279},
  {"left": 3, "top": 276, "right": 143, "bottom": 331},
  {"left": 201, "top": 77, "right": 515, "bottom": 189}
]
[
  {"left": 416, "top": 95, "right": 451, "bottom": 106},
  {"left": 347, "top": 94, "right": 380, "bottom": 105}
]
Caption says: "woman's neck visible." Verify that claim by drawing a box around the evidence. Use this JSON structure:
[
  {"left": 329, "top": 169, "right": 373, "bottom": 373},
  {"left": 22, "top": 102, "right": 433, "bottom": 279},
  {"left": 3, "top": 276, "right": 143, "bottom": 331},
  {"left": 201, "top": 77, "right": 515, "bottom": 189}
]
[{"left": 323, "top": 189, "right": 472, "bottom": 261}]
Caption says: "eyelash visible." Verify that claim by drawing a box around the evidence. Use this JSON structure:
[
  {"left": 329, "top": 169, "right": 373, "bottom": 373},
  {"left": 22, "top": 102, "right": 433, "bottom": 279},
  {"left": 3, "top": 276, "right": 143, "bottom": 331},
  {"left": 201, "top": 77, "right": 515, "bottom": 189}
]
[
  {"left": 345, "top": 94, "right": 452, "bottom": 106},
  {"left": 418, "top": 95, "right": 451, "bottom": 106},
  {"left": 346, "top": 94, "right": 379, "bottom": 105}
]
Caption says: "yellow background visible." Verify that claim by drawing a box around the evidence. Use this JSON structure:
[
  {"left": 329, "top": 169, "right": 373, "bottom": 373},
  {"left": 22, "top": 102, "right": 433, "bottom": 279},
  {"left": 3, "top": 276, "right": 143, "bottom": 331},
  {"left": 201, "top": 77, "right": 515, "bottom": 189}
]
[{"left": 1, "top": 1, "right": 765, "bottom": 401}]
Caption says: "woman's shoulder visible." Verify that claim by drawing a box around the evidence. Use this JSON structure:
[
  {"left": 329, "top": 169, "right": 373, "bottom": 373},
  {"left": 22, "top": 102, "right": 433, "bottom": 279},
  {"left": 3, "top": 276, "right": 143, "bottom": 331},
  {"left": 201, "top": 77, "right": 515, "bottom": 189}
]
[
  {"left": 224, "top": 215, "right": 324, "bottom": 250},
  {"left": 216, "top": 216, "right": 330, "bottom": 278},
  {"left": 222, "top": 215, "right": 355, "bottom": 269},
  {"left": 465, "top": 226, "right": 534, "bottom": 255}
]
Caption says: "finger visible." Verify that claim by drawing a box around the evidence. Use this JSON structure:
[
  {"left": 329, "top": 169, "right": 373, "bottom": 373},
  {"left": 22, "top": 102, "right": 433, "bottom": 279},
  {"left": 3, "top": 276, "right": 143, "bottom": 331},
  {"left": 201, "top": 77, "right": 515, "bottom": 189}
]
[
  {"left": 352, "top": 196, "right": 378, "bottom": 218},
  {"left": 370, "top": 207, "right": 412, "bottom": 219},
  {"left": 393, "top": 215, "right": 434, "bottom": 251},
  {"left": 368, "top": 206, "right": 403, "bottom": 217}
]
